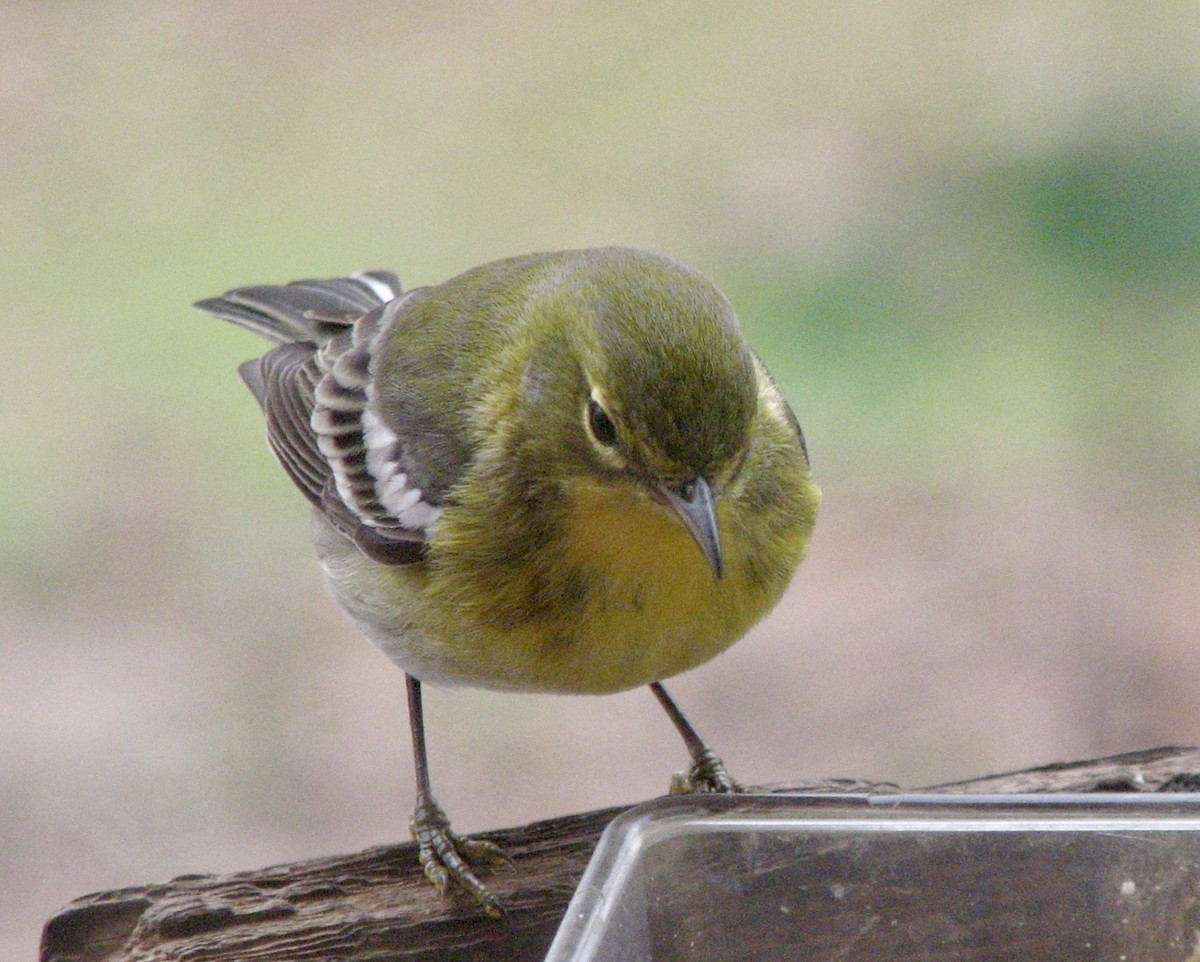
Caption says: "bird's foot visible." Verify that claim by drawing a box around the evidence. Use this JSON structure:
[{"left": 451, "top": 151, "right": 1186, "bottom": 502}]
[
  {"left": 669, "top": 747, "right": 743, "bottom": 795},
  {"left": 411, "top": 797, "right": 508, "bottom": 918}
]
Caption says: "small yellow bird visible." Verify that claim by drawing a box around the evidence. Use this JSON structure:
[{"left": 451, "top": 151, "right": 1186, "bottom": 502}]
[{"left": 196, "top": 247, "right": 820, "bottom": 916}]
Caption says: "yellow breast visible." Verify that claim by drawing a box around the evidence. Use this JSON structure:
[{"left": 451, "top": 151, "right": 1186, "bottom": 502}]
[
  {"left": 544, "top": 476, "right": 773, "bottom": 693},
  {"left": 349, "top": 441, "right": 815, "bottom": 696}
]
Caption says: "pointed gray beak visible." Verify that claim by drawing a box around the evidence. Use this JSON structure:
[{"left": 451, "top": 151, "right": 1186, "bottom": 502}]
[{"left": 659, "top": 476, "right": 724, "bottom": 580}]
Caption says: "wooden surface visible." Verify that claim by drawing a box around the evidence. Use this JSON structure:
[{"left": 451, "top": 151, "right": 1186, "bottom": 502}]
[{"left": 40, "top": 746, "right": 1200, "bottom": 962}]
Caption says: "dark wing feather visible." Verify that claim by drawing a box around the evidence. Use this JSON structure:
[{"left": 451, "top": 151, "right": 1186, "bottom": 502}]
[
  {"left": 241, "top": 338, "right": 429, "bottom": 566},
  {"left": 201, "top": 271, "right": 431, "bottom": 566},
  {"left": 320, "top": 482, "right": 426, "bottom": 565},
  {"left": 195, "top": 271, "right": 402, "bottom": 345},
  {"left": 240, "top": 343, "right": 329, "bottom": 506},
  {"left": 751, "top": 349, "right": 810, "bottom": 464}
]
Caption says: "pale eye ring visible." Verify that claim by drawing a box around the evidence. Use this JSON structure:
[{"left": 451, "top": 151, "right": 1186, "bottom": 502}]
[{"left": 587, "top": 399, "right": 619, "bottom": 447}]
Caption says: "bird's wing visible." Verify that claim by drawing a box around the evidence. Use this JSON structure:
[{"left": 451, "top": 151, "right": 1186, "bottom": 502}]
[
  {"left": 205, "top": 273, "right": 432, "bottom": 566},
  {"left": 195, "top": 270, "right": 403, "bottom": 343},
  {"left": 751, "top": 351, "right": 810, "bottom": 465},
  {"left": 239, "top": 342, "right": 329, "bottom": 504}
]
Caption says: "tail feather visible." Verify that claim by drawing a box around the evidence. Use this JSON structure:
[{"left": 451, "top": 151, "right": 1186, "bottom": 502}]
[{"left": 194, "top": 270, "right": 402, "bottom": 345}]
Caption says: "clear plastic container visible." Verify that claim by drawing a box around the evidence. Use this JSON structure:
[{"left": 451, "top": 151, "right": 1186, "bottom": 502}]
[{"left": 545, "top": 792, "right": 1200, "bottom": 962}]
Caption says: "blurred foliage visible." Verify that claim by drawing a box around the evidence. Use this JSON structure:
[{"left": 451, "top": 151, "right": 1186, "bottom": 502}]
[
  {"left": 1022, "top": 143, "right": 1200, "bottom": 278},
  {"left": 5, "top": 4, "right": 1198, "bottom": 576}
]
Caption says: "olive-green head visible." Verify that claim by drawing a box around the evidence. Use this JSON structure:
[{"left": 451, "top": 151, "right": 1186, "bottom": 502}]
[{"left": 514, "top": 248, "right": 760, "bottom": 578}]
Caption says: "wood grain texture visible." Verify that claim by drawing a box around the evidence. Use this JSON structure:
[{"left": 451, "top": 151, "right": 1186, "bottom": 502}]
[{"left": 40, "top": 749, "right": 1200, "bottom": 962}]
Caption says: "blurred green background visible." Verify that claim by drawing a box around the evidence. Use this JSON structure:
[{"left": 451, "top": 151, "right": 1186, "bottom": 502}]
[{"left": 4, "top": 2, "right": 1200, "bottom": 957}]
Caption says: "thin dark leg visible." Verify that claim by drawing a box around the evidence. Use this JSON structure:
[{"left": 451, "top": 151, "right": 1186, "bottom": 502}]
[
  {"left": 407, "top": 674, "right": 435, "bottom": 802},
  {"left": 649, "top": 681, "right": 741, "bottom": 794},
  {"left": 406, "top": 674, "right": 506, "bottom": 918}
]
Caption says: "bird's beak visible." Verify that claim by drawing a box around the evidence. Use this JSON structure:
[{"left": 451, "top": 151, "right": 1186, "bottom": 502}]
[{"left": 659, "top": 476, "right": 724, "bottom": 580}]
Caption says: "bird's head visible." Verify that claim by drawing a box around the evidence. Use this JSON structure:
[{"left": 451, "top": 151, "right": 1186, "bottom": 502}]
[{"left": 516, "top": 249, "right": 758, "bottom": 580}]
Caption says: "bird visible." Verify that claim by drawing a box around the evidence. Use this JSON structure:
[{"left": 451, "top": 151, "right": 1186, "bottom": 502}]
[{"left": 195, "top": 247, "right": 820, "bottom": 917}]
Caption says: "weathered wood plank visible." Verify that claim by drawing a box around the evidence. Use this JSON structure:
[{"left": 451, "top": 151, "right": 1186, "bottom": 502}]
[{"left": 40, "top": 748, "right": 1200, "bottom": 962}]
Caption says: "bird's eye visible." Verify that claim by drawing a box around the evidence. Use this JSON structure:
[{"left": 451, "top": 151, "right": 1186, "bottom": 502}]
[{"left": 587, "top": 399, "right": 619, "bottom": 447}]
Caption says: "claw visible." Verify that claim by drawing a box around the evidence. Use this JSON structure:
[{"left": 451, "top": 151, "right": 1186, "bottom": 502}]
[
  {"left": 456, "top": 834, "right": 510, "bottom": 866},
  {"left": 669, "top": 747, "right": 743, "bottom": 795},
  {"left": 411, "top": 797, "right": 507, "bottom": 918}
]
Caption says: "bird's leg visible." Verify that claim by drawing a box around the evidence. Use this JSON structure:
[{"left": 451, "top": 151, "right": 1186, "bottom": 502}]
[
  {"left": 649, "top": 681, "right": 743, "bottom": 794},
  {"left": 406, "top": 675, "right": 508, "bottom": 918}
]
